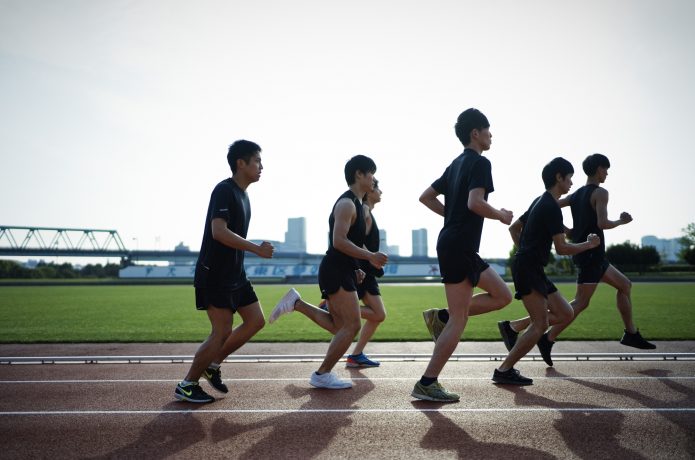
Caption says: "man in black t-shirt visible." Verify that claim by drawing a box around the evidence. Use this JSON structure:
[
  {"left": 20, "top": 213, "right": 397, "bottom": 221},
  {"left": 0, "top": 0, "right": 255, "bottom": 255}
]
[
  {"left": 498, "top": 154, "right": 655, "bottom": 367},
  {"left": 412, "top": 108, "right": 514, "bottom": 402},
  {"left": 174, "top": 140, "right": 275, "bottom": 404},
  {"left": 493, "top": 158, "right": 600, "bottom": 385}
]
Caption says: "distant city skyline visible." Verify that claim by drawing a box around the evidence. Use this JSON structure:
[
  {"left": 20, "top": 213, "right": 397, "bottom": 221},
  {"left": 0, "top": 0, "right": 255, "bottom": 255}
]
[
  {"left": 3, "top": 220, "right": 690, "bottom": 267},
  {"left": 641, "top": 236, "right": 685, "bottom": 263}
]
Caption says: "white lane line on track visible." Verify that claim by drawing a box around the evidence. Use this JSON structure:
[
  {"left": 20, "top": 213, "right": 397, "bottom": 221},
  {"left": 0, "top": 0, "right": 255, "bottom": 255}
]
[
  {"left": 1, "top": 376, "right": 694, "bottom": 384},
  {"left": 1, "top": 408, "right": 694, "bottom": 416}
]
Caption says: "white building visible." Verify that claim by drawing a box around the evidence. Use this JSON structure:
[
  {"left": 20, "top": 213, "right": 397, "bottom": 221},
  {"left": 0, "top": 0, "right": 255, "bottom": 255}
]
[
  {"left": 379, "top": 228, "right": 399, "bottom": 256},
  {"left": 641, "top": 235, "right": 684, "bottom": 263},
  {"left": 412, "top": 228, "right": 428, "bottom": 257},
  {"left": 284, "top": 217, "right": 306, "bottom": 252}
]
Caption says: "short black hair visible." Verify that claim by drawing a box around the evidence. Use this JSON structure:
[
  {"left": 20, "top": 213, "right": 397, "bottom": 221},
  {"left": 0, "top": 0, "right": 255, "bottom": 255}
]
[
  {"left": 227, "top": 140, "right": 261, "bottom": 173},
  {"left": 542, "top": 157, "right": 574, "bottom": 189},
  {"left": 582, "top": 153, "right": 610, "bottom": 176},
  {"left": 344, "top": 155, "right": 377, "bottom": 185},
  {"left": 454, "top": 108, "right": 490, "bottom": 146}
]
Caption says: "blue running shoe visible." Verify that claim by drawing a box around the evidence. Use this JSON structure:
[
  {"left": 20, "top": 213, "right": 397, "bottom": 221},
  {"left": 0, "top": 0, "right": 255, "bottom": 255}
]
[
  {"left": 346, "top": 353, "right": 380, "bottom": 368},
  {"left": 319, "top": 299, "right": 329, "bottom": 312}
]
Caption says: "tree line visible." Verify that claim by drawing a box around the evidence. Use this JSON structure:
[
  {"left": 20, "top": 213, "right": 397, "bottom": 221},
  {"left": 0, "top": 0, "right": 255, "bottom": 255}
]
[{"left": 0, "top": 260, "right": 121, "bottom": 279}]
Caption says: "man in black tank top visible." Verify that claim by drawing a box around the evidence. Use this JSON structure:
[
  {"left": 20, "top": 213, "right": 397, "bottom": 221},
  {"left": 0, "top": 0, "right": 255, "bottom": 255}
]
[
  {"left": 269, "top": 156, "right": 388, "bottom": 390},
  {"left": 498, "top": 154, "right": 655, "bottom": 369},
  {"left": 174, "top": 140, "right": 275, "bottom": 404},
  {"left": 412, "top": 109, "right": 514, "bottom": 402},
  {"left": 319, "top": 179, "right": 387, "bottom": 368}
]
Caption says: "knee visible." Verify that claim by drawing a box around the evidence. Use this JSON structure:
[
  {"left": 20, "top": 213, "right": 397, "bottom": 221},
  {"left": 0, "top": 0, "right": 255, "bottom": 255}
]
[
  {"left": 498, "top": 288, "right": 514, "bottom": 309},
  {"left": 210, "top": 326, "right": 233, "bottom": 344},
  {"left": 559, "top": 307, "right": 574, "bottom": 324},
  {"left": 346, "top": 319, "right": 362, "bottom": 336},
  {"left": 619, "top": 279, "right": 632, "bottom": 295},
  {"left": 247, "top": 316, "right": 266, "bottom": 333},
  {"left": 372, "top": 309, "right": 386, "bottom": 323},
  {"left": 529, "top": 320, "right": 549, "bottom": 336}
]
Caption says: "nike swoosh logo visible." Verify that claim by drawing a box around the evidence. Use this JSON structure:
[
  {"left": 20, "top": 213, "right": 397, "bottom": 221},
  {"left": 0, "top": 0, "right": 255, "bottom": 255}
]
[{"left": 180, "top": 387, "right": 193, "bottom": 397}]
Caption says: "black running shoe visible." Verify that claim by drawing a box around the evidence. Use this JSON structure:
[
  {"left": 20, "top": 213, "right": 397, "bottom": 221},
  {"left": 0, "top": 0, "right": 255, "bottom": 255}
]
[
  {"left": 498, "top": 320, "right": 518, "bottom": 351},
  {"left": 537, "top": 333, "right": 555, "bottom": 367},
  {"left": 492, "top": 368, "right": 533, "bottom": 385},
  {"left": 174, "top": 382, "right": 215, "bottom": 403},
  {"left": 620, "top": 329, "right": 656, "bottom": 349},
  {"left": 203, "top": 366, "right": 229, "bottom": 393}
]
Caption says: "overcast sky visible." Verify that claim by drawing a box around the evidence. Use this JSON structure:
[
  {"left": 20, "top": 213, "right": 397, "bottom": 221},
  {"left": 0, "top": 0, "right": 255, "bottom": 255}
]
[{"left": 1, "top": 0, "right": 694, "bottom": 261}]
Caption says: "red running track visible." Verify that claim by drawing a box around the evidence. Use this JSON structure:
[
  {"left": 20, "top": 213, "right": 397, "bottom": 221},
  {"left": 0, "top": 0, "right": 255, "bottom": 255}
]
[{"left": 1, "top": 351, "right": 694, "bottom": 459}]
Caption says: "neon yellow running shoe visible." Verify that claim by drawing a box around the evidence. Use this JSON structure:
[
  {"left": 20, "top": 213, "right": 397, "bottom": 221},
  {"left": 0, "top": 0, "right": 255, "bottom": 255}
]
[
  {"left": 422, "top": 308, "right": 446, "bottom": 342},
  {"left": 411, "top": 381, "right": 460, "bottom": 403}
]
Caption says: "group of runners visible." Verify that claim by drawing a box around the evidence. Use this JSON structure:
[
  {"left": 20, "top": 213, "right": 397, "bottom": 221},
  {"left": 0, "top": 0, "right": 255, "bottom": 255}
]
[{"left": 174, "top": 108, "right": 655, "bottom": 404}]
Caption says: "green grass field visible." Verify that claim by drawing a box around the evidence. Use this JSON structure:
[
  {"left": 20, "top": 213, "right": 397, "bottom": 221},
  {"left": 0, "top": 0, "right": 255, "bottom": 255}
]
[{"left": 0, "top": 283, "right": 693, "bottom": 342}]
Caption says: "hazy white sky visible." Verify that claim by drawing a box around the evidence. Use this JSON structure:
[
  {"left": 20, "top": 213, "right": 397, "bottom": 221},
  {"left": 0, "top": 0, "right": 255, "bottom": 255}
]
[{"left": 1, "top": 0, "right": 694, "bottom": 260}]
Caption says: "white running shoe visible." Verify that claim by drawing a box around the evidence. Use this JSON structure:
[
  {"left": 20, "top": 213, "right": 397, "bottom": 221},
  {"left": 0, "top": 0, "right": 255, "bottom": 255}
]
[
  {"left": 269, "top": 288, "right": 300, "bottom": 323},
  {"left": 309, "top": 371, "right": 353, "bottom": 389}
]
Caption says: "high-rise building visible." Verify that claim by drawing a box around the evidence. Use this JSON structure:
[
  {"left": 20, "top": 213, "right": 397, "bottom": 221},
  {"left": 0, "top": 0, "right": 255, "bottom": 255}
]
[
  {"left": 285, "top": 217, "right": 306, "bottom": 252},
  {"left": 641, "top": 235, "right": 683, "bottom": 263},
  {"left": 412, "top": 228, "right": 428, "bottom": 257},
  {"left": 379, "top": 228, "right": 399, "bottom": 256}
]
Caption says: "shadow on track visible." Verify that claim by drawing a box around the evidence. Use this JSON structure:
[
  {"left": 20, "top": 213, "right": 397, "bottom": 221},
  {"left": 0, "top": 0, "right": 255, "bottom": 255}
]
[
  {"left": 500, "top": 383, "right": 645, "bottom": 460},
  {"left": 547, "top": 367, "right": 695, "bottom": 456},
  {"left": 92, "top": 402, "right": 206, "bottom": 459},
  {"left": 412, "top": 401, "right": 556, "bottom": 459},
  {"left": 210, "top": 373, "right": 376, "bottom": 458}
]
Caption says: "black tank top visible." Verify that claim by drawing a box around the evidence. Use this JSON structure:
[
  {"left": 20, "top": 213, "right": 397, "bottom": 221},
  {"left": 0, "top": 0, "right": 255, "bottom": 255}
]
[
  {"left": 359, "top": 211, "right": 384, "bottom": 277},
  {"left": 569, "top": 184, "right": 606, "bottom": 263},
  {"left": 326, "top": 190, "right": 366, "bottom": 269}
]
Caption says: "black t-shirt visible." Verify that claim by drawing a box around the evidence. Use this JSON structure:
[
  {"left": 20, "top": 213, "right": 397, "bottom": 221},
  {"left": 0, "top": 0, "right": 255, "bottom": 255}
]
[
  {"left": 433, "top": 149, "right": 494, "bottom": 252},
  {"left": 516, "top": 191, "right": 565, "bottom": 267},
  {"left": 568, "top": 184, "right": 605, "bottom": 264},
  {"left": 359, "top": 211, "right": 384, "bottom": 277},
  {"left": 325, "top": 190, "right": 366, "bottom": 270},
  {"left": 194, "top": 178, "right": 251, "bottom": 289}
]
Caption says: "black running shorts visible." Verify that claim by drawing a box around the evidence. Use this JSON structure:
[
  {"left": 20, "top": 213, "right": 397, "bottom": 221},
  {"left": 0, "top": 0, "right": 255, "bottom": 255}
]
[
  {"left": 195, "top": 281, "right": 258, "bottom": 312},
  {"left": 436, "top": 248, "right": 489, "bottom": 286},
  {"left": 576, "top": 257, "right": 610, "bottom": 284},
  {"left": 318, "top": 256, "right": 358, "bottom": 299},
  {"left": 357, "top": 274, "right": 381, "bottom": 299},
  {"left": 512, "top": 258, "right": 558, "bottom": 300}
]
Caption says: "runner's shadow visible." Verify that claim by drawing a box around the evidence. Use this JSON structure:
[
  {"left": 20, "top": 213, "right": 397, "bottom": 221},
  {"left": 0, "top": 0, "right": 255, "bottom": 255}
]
[
  {"left": 500, "top": 384, "right": 645, "bottom": 460},
  {"left": 211, "top": 377, "right": 376, "bottom": 458},
  {"left": 547, "top": 367, "right": 695, "bottom": 454},
  {"left": 416, "top": 405, "right": 555, "bottom": 459},
  {"left": 91, "top": 402, "right": 206, "bottom": 459}
]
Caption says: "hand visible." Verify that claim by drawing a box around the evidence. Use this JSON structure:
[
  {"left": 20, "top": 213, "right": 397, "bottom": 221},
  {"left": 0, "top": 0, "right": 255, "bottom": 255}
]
[
  {"left": 369, "top": 251, "right": 388, "bottom": 269},
  {"left": 586, "top": 233, "right": 601, "bottom": 248},
  {"left": 355, "top": 269, "right": 366, "bottom": 284},
  {"left": 257, "top": 241, "right": 274, "bottom": 259},
  {"left": 499, "top": 208, "right": 513, "bottom": 225},
  {"left": 620, "top": 212, "right": 633, "bottom": 224}
]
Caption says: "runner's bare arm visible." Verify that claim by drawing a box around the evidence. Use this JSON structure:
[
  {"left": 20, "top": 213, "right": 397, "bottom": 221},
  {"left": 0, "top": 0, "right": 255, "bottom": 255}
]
[{"left": 419, "top": 186, "right": 444, "bottom": 217}]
